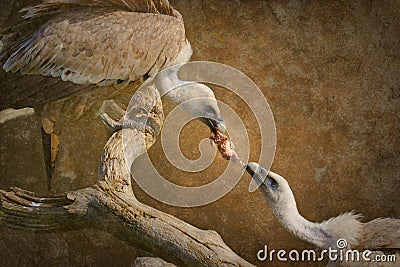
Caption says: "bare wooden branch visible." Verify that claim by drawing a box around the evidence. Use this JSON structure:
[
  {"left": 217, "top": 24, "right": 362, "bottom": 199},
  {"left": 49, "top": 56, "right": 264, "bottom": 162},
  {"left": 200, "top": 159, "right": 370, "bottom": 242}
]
[
  {"left": 0, "top": 85, "right": 254, "bottom": 266},
  {"left": 133, "top": 257, "right": 177, "bottom": 267}
]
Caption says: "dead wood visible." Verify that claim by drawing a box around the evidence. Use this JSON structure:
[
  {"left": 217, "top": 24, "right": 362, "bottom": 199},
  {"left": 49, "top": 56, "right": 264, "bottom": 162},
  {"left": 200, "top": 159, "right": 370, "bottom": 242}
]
[{"left": 0, "top": 84, "right": 253, "bottom": 266}]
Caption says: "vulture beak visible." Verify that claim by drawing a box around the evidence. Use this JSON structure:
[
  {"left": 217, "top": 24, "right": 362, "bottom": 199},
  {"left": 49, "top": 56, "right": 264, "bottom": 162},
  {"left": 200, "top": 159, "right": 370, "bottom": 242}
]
[
  {"left": 207, "top": 119, "right": 226, "bottom": 134},
  {"left": 245, "top": 162, "right": 268, "bottom": 190},
  {"left": 204, "top": 118, "right": 227, "bottom": 134},
  {"left": 245, "top": 162, "right": 257, "bottom": 176}
]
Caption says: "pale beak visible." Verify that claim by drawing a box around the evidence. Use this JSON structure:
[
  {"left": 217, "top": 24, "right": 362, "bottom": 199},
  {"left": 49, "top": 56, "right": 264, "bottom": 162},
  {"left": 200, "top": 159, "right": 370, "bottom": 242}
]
[
  {"left": 203, "top": 118, "right": 227, "bottom": 134},
  {"left": 215, "top": 119, "right": 227, "bottom": 134},
  {"left": 246, "top": 162, "right": 268, "bottom": 192}
]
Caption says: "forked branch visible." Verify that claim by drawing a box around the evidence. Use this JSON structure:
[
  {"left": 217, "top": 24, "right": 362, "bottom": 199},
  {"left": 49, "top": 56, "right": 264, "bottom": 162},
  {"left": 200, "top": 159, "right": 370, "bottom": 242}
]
[{"left": 0, "top": 85, "right": 253, "bottom": 267}]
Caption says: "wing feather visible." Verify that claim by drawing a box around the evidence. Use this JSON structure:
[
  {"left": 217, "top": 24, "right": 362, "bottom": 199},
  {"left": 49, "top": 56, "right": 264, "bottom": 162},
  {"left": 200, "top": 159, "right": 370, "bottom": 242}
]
[
  {"left": 21, "top": 0, "right": 174, "bottom": 19},
  {"left": 3, "top": 8, "right": 186, "bottom": 87},
  {"left": 359, "top": 218, "right": 400, "bottom": 250}
]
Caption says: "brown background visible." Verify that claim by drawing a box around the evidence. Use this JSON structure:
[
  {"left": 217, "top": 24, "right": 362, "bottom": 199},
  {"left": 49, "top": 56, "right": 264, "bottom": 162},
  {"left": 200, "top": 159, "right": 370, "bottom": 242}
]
[{"left": 1, "top": 0, "right": 399, "bottom": 266}]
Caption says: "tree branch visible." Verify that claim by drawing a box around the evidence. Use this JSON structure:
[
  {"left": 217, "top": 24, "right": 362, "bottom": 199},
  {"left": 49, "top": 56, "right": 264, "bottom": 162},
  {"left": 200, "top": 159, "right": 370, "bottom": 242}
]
[{"left": 0, "top": 85, "right": 253, "bottom": 266}]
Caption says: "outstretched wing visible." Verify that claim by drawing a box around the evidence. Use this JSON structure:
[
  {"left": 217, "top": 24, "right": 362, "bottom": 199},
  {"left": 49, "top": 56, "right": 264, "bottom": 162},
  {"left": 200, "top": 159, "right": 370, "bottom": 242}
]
[{"left": 2, "top": 0, "right": 187, "bottom": 87}]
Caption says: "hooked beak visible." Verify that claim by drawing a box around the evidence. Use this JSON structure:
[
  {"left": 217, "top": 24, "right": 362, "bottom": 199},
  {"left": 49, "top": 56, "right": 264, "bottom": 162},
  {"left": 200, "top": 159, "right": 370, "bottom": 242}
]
[
  {"left": 202, "top": 118, "right": 227, "bottom": 134},
  {"left": 245, "top": 162, "right": 257, "bottom": 176},
  {"left": 246, "top": 162, "right": 268, "bottom": 190}
]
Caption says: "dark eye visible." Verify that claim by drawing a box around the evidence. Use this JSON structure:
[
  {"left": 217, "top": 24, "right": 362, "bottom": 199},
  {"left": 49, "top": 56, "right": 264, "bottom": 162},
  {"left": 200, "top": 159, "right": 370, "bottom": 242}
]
[{"left": 268, "top": 177, "right": 279, "bottom": 190}]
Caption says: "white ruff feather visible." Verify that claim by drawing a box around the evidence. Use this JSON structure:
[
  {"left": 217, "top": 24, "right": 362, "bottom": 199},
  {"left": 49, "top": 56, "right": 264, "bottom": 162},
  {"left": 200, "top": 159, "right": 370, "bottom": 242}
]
[
  {"left": 260, "top": 171, "right": 363, "bottom": 249},
  {"left": 318, "top": 212, "right": 363, "bottom": 248}
]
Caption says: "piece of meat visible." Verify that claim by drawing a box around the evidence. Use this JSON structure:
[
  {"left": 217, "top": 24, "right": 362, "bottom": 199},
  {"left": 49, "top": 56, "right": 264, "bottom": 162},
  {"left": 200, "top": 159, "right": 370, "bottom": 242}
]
[{"left": 210, "top": 130, "right": 245, "bottom": 166}]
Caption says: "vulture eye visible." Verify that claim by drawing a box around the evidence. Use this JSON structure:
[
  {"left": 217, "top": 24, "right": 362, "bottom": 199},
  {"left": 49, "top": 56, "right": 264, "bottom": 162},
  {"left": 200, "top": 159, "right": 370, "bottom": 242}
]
[{"left": 268, "top": 177, "right": 279, "bottom": 190}]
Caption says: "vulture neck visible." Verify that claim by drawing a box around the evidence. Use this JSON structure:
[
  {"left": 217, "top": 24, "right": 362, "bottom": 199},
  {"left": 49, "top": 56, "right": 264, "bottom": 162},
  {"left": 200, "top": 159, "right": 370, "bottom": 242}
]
[{"left": 269, "top": 191, "right": 334, "bottom": 249}]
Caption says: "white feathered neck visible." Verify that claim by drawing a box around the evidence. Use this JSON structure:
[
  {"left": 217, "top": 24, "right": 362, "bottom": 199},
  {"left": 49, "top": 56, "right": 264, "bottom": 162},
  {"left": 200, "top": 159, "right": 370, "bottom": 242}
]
[{"left": 264, "top": 173, "right": 363, "bottom": 249}]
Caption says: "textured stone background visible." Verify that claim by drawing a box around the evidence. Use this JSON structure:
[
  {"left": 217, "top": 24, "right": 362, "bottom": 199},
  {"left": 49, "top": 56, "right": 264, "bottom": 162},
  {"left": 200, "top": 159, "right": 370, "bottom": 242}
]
[{"left": 1, "top": 0, "right": 399, "bottom": 266}]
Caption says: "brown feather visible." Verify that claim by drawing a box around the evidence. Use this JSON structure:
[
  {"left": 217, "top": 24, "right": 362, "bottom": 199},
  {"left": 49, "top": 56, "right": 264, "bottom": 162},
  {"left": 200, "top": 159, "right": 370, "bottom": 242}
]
[
  {"left": 1, "top": 0, "right": 187, "bottom": 108},
  {"left": 357, "top": 218, "right": 400, "bottom": 250},
  {"left": 20, "top": 0, "right": 174, "bottom": 19},
  {"left": 2, "top": 3, "right": 185, "bottom": 88}
]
